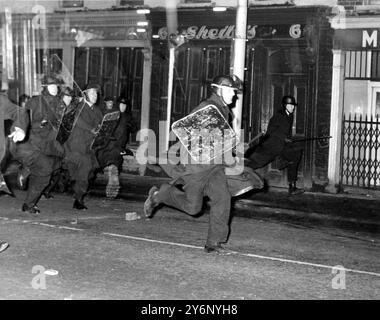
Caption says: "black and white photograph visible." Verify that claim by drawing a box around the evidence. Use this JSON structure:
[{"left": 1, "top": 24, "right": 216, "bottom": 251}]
[{"left": 0, "top": 0, "right": 379, "bottom": 307}]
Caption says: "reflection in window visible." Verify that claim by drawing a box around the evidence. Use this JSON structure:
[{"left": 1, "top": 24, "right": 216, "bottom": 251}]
[{"left": 343, "top": 80, "right": 368, "bottom": 115}]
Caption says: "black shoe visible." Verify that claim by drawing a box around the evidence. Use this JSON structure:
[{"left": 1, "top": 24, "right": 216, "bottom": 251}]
[
  {"left": 0, "top": 241, "right": 9, "bottom": 253},
  {"left": 0, "top": 174, "right": 13, "bottom": 196},
  {"left": 288, "top": 186, "right": 305, "bottom": 195},
  {"left": 143, "top": 186, "right": 159, "bottom": 218},
  {"left": 73, "top": 199, "right": 87, "bottom": 210},
  {"left": 204, "top": 244, "right": 233, "bottom": 255},
  {"left": 22, "top": 203, "right": 40, "bottom": 215},
  {"left": 17, "top": 167, "right": 30, "bottom": 190}
]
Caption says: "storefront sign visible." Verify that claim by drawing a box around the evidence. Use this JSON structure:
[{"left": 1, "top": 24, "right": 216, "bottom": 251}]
[
  {"left": 335, "top": 29, "right": 379, "bottom": 49},
  {"left": 155, "top": 24, "right": 305, "bottom": 40}
]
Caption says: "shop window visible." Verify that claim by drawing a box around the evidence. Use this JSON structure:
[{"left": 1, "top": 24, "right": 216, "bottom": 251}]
[
  {"left": 371, "top": 51, "right": 380, "bottom": 80},
  {"left": 35, "top": 49, "right": 63, "bottom": 75},
  {"left": 343, "top": 80, "right": 369, "bottom": 115},
  {"left": 345, "top": 51, "right": 371, "bottom": 79},
  {"left": 269, "top": 48, "right": 306, "bottom": 74}
]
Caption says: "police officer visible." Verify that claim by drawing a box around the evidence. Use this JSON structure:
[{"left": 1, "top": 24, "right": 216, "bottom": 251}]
[
  {"left": 12, "top": 75, "right": 64, "bottom": 214},
  {"left": 64, "top": 83, "right": 103, "bottom": 210},
  {"left": 144, "top": 75, "right": 247, "bottom": 254},
  {"left": 1, "top": 84, "right": 29, "bottom": 253},
  {"left": 245, "top": 95, "right": 304, "bottom": 195}
]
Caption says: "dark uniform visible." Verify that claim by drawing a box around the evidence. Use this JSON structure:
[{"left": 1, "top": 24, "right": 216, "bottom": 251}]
[
  {"left": 246, "top": 95, "right": 304, "bottom": 194},
  {"left": 1, "top": 90, "right": 29, "bottom": 252},
  {"left": 64, "top": 92, "right": 103, "bottom": 209},
  {"left": 143, "top": 75, "right": 260, "bottom": 254},
  {"left": 11, "top": 81, "right": 64, "bottom": 213},
  {"left": 0, "top": 91, "right": 29, "bottom": 194}
]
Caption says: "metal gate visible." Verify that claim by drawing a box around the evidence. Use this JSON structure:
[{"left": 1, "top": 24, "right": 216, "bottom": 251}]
[{"left": 340, "top": 114, "right": 380, "bottom": 189}]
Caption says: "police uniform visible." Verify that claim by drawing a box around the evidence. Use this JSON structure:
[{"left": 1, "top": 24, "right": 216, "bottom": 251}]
[
  {"left": 63, "top": 91, "right": 103, "bottom": 209},
  {"left": 11, "top": 80, "right": 64, "bottom": 213},
  {"left": 144, "top": 75, "right": 259, "bottom": 254},
  {"left": 246, "top": 96, "right": 303, "bottom": 194}
]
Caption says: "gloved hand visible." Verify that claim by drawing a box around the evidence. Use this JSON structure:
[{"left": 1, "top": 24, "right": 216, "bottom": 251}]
[
  {"left": 284, "top": 138, "right": 293, "bottom": 143},
  {"left": 8, "top": 127, "right": 26, "bottom": 142}
]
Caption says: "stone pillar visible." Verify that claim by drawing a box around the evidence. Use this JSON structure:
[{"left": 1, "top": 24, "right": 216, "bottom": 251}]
[{"left": 326, "top": 49, "right": 345, "bottom": 193}]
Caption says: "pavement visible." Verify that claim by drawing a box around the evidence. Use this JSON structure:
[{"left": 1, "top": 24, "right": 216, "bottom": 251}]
[
  {"left": 3, "top": 161, "right": 380, "bottom": 232},
  {"left": 94, "top": 171, "right": 380, "bottom": 232}
]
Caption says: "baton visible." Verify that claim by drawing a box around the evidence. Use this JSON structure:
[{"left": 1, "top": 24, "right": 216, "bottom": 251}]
[
  {"left": 247, "top": 132, "right": 264, "bottom": 146},
  {"left": 292, "top": 135, "right": 332, "bottom": 143}
]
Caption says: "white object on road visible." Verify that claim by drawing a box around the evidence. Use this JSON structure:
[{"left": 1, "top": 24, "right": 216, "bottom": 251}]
[{"left": 125, "top": 212, "right": 141, "bottom": 221}]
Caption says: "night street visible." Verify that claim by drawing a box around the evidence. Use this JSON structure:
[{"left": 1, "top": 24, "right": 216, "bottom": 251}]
[{"left": 0, "top": 189, "right": 379, "bottom": 300}]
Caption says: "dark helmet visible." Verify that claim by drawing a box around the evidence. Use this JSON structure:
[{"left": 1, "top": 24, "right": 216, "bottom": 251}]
[
  {"left": 41, "top": 75, "right": 62, "bottom": 86},
  {"left": 104, "top": 96, "right": 113, "bottom": 102},
  {"left": 61, "top": 87, "right": 74, "bottom": 97},
  {"left": 281, "top": 95, "right": 298, "bottom": 107},
  {"left": 211, "top": 74, "right": 243, "bottom": 92},
  {"left": 83, "top": 83, "right": 100, "bottom": 92}
]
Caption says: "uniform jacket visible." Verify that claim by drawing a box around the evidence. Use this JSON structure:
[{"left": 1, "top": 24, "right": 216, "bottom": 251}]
[
  {"left": 64, "top": 99, "right": 103, "bottom": 161},
  {"left": 0, "top": 92, "right": 29, "bottom": 165},
  {"left": 24, "top": 92, "right": 64, "bottom": 157},
  {"left": 259, "top": 109, "right": 294, "bottom": 155}
]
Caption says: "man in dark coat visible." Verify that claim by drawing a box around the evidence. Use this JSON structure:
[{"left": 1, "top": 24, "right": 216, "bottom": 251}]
[
  {"left": 0, "top": 88, "right": 29, "bottom": 193},
  {"left": 95, "top": 97, "right": 136, "bottom": 198},
  {"left": 11, "top": 75, "right": 64, "bottom": 214},
  {"left": 143, "top": 75, "right": 263, "bottom": 254},
  {"left": 63, "top": 83, "right": 103, "bottom": 210},
  {"left": 0, "top": 85, "right": 29, "bottom": 253},
  {"left": 245, "top": 95, "right": 304, "bottom": 195}
]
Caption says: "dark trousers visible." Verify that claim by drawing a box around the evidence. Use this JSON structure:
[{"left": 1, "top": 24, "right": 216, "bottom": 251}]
[
  {"left": 11, "top": 142, "right": 58, "bottom": 207},
  {"left": 157, "top": 166, "right": 231, "bottom": 246},
  {"left": 64, "top": 152, "right": 98, "bottom": 202},
  {"left": 247, "top": 139, "right": 302, "bottom": 183}
]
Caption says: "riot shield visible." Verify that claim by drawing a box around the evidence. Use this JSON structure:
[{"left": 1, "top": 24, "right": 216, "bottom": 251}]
[
  {"left": 90, "top": 111, "right": 120, "bottom": 150},
  {"left": 55, "top": 106, "right": 78, "bottom": 145},
  {"left": 171, "top": 104, "right": 238, "bottom": 164}
]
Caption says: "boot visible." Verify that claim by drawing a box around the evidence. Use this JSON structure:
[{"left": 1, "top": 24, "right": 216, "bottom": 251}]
[
  {"left": 73, "top": 199, "right": 87, "bottom": 210},
  {"left": 143, "top": 186, "right": 160, "bottom": 218},
  {"left": 106, "top": 164, "right": 120, "bottom": 199},
  {"left": 288, "top": 182, "right": 305, "bottom": 195},
  {"left": 22, "top": 203, "right": 40, "bottom": 215},
  {"left": 0, "top": 173, "right": 13, "bottom": 196}
]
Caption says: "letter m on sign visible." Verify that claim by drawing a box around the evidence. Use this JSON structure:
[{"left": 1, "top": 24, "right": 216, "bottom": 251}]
[{"left": 362, "top": 30, "right": 378, "bottom": 48}]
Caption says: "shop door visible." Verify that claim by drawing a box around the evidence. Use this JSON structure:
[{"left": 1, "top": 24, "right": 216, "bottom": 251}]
[
  {"left": 264, "top": 74, "right": 308, "bottom": 187},
  {"left": 74, "top": 47, "right": 144, "bottom": 143}
]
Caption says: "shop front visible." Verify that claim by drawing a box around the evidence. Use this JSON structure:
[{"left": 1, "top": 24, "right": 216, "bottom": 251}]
[
  {"left": 149, "top": 6, "right": 334, "bottom": 190},
  {"left": 1, "top": 9, "right": 151, "bottom": 148},
  {"left": 329, "top": 16, "right": 380, "bottom": 192}
]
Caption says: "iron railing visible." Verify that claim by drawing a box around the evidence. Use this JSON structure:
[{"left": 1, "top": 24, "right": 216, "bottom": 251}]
[{"left": 340, "top": 114, "right": 380, "bottom": 189}]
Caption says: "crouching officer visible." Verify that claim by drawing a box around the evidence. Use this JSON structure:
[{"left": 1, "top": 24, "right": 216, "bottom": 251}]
[{"left": 245, "top": 95, "right": 304, "bottom": 195}]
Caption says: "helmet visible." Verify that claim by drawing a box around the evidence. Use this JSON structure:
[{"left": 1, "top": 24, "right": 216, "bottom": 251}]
[
  {"left": 281, "top": 95, "right": 298, "bottom": 107},
  {"left": 211, "top": 74, "right": 243, "bottom": 92},
  {"left": 104, "top": 96, "right": 113, "bottom": 102},
  {"left": 83, "top": 83, "right": 100, "bottom": 92},
  {"left": 41, "top": 75, "right": 62, "bottom": 86}
]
